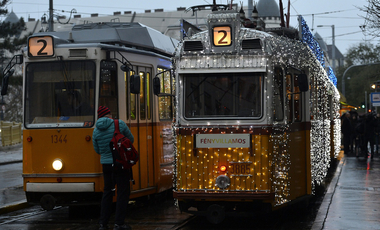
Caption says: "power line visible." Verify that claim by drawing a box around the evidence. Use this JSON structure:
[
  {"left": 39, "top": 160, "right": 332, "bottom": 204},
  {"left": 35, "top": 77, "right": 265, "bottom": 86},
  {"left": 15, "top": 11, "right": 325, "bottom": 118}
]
[
  {"left": 300, "top": 8, "right": 357, "bottom": 17},
  {"left": 313, "top": 16, "right": 363, "bottom": 20},
  {"left": 12, "top": 1, "right": 144, "bottom": 11},
  {"left": 322, "top": 30, "right": 363, "bottom": 38}
]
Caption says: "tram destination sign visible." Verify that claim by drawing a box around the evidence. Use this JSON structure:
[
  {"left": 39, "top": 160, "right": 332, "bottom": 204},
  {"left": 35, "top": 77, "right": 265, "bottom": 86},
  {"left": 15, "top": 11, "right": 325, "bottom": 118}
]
[
  {"left": 196, "top": 134, "right": 250, "bottom": 148},
  {"left": 28, "top": 35, "right": 54, "bottom": 57}
]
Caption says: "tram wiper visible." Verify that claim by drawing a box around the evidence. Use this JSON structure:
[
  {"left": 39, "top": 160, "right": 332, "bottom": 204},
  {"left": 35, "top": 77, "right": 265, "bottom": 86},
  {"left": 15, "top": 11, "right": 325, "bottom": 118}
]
[
  {"left": 107, "top": 50, "right": 133, "bottom": 72},
  {"left": 187, "top": 77, "right": 207, "bottom": 98}
]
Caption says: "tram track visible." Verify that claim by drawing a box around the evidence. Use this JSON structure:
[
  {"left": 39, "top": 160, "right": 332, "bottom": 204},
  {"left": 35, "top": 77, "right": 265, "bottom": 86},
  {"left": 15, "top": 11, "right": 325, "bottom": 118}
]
[
  {"left": 171, "top": 215, "right": 198, "bottom": 229},
  {"left": 0, "top": 205, "right": 62, "bottom": 226}
]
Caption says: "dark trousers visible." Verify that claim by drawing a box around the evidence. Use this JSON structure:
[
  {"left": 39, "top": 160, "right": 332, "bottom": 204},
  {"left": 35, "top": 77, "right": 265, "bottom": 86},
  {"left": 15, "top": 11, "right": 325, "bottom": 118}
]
[
  {"left": 363, "top": 136, "right": 375, "bottom": 155},
  {"left": 99, "top": 164, "right": 130, "bottom": 226},
  {"left": 343, "top": 133, "right": 351, "bottom": 154}
]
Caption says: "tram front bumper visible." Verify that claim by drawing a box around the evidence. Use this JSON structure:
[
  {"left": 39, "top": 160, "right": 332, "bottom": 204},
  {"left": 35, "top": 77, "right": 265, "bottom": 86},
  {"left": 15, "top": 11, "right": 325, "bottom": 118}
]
[{"left": 26, "top": 182, "right": 94, "bottom": 192}]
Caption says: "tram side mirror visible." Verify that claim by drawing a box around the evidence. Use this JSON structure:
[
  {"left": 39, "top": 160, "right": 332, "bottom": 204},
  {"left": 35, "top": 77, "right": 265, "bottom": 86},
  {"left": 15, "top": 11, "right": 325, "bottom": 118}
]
[
  {"left": 1, "top": 69, "right": 15, "bottom": 96},
  {"left": 153, "top": 77, "right": 160, "bottom": 95},
  {"left": 15, "top": 54, "right": 23, "bottom": 64},
  {"left": 120, "top": 64, "right": 129, "bottom": 72},
  {"left": 298, "top": 74, "right": 309, "bottom": 92},
  {"left": 130, "top": 75, "right": 140, "bottom": 94}
]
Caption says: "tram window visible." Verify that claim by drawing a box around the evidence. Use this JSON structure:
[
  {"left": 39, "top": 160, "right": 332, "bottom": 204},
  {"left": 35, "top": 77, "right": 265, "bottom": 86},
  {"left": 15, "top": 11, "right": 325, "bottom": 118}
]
[
  {"left": 273, "top": 68, "right": 284, "bottom": 121},
  {"left": 130, "top": 93, "right": 137, "bottom": 120},
  {"left": 286, "top": 74, "right": 293, "bottom": 122},
  {"left": 99, "top": 61, "right": 118, "bottom": 118},
  {"left": 157, "top": 68, "right": 173, "bottom": 120},
  {"left": 183, "top": 72, "right": 262, "bottom": 119},
  {"left": 128, "top": 70, "right": 137, "bottom": 120},
  {"left": 147, "top": 72, "right": 151, "bottom": 120},
  {"left": 286, "top": 73, "right": 303, "bottom": 123},
  {"left": 328, "top": 95, "right": 333, "bottom": 120},
  {"left": 139, "top": 71, "right": 146, "bottom": 120},
  {"left": 293, "top": 75, "right": 302, "bottom": 122},
  {"left": 24, "top": 61, "right": 96, "bottom": 128},
  {"left": 124, "top": 71, "right": 129, "bottom": 119}
]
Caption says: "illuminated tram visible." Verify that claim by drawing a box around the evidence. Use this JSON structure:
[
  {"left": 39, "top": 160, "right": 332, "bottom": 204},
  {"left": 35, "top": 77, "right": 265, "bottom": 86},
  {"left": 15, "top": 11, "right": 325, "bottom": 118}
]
[
  {"left": 153, "top": 7, "right": 340, "bottom": 223},
  {"left": 3, "top": 22, "right": 177, "bottom": 210}
]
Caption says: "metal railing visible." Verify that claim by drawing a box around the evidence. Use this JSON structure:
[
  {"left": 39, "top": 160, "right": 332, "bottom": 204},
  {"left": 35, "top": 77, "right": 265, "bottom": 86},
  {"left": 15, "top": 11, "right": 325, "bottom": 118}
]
[{"left": 0, "top": 121, "right": 22, "bottom": 146}]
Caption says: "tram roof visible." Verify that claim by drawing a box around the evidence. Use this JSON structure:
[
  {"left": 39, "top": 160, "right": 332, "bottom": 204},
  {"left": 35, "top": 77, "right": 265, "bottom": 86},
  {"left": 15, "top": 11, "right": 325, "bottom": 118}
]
[{"left": 33, "top": 22, "right": 179, "bottom": 57}]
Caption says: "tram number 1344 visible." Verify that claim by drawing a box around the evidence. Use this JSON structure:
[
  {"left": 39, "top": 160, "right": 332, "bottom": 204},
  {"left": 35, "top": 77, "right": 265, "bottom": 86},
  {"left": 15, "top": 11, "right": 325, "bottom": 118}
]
[
  {"left": 51, "top": 135, "right": 68, "bottom": 144},
  {"left": 229, "top": 163, "right": 251, "bottom": 174}
]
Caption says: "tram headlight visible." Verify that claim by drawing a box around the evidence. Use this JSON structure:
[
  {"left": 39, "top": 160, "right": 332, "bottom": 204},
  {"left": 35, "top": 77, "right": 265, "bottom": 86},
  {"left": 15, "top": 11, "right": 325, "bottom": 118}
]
[
  {"left": 52, "top": 159, "right": 63, "bottom": 171},
  {"left": 215, "top": 175, "right": 230, "bottom": 189}
]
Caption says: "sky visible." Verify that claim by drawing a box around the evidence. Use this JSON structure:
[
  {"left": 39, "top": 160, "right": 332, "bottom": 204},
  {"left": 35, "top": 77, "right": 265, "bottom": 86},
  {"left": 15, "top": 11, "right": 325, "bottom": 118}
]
[{"left": 2, "top": 0, "right": 375, "bottom": 55}]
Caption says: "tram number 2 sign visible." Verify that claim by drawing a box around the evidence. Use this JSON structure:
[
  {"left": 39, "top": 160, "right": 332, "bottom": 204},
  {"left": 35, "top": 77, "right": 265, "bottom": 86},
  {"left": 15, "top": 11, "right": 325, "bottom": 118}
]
[
  {"left": 28, "top": 36, "right": 54, "bottom": 57},
  {"left": 213, "top": 26, "right": 232, "bottom": 46}
]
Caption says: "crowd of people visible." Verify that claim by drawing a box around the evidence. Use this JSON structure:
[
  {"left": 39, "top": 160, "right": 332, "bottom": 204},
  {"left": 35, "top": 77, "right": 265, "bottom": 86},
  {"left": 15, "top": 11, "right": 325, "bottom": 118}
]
[{"left": 341, "top": 111, "right": 380, "bottom": 159}]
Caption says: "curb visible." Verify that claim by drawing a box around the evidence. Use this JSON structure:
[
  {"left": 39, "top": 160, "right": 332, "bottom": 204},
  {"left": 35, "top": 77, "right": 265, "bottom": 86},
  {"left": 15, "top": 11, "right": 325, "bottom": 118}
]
[
  {"left": 311, "top": 156, "right": 345, "bottom": 230},
  {"left": 0, "top": 200, "right": 30, "bottom": 215},
  {"left": 0, "top": 160, "right": 22, "bottom": 166}
]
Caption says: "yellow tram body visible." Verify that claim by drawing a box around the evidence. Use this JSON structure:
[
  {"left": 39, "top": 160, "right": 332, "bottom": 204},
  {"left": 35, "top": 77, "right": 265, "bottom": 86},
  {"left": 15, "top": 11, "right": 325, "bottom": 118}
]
[
  {"left": 175, "top": 127, "right": 312, "bottom": 204},
  {"left": 17, "top": 22, "right": 177, "bottom": 210},
  {"left": 22, "top": 123, "right": 174, "bottom": 202}
]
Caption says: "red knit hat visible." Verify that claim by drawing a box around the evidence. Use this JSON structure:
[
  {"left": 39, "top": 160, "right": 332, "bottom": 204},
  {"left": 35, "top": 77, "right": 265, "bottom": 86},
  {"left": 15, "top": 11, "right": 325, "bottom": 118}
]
[{"left": 98, "top": 106, "right": 110, "bottom": 118}]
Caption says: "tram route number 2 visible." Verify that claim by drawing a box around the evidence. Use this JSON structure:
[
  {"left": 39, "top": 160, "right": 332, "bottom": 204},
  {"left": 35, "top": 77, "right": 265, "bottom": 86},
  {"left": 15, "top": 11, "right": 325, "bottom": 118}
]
[
  {"left": 51, "top": 135, "right": 68, "bottom": 144},
  {"left": 28, "top": 36, "right": 54, "bottom": 57},
  {"left": 230, "top": 163, "right": 251, "bottom": 174},
  {"left": 213, "top": 26, "right": 231, "bottom": 46}
]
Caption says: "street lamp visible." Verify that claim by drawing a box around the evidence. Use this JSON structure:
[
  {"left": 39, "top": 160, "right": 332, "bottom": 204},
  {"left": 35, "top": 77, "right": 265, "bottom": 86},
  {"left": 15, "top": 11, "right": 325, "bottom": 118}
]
[
  {"left": 371, "top": 80, "right": 380, "bottom": 91},
  {"left": 317, "top": 25, "right": 335, "bottom": 72},
  {"left": 342, "top": 62, "right": 380, "bottom": 96}
]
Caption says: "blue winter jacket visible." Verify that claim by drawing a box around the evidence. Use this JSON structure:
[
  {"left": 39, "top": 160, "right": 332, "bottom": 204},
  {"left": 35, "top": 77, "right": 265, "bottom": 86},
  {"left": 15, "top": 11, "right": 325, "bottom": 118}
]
[{"left": 92, "top": 117, "right": 134, "bottom": 164}]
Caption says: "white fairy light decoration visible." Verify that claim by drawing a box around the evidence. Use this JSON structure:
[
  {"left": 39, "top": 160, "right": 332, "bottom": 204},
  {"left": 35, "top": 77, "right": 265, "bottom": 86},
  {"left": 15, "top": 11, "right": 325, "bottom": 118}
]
[{"left": 171, "top": 10, "right": 340, "bottom": 209}]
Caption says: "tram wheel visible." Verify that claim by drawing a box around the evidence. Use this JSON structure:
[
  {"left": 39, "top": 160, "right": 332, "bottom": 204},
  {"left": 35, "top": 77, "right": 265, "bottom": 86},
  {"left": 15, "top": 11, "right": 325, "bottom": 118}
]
[
  {"left": 40, "top": 194, "right": 56, "bottom": 211},
  {"left": 206, "top": 204, "right": 225, "bottom": 224}
]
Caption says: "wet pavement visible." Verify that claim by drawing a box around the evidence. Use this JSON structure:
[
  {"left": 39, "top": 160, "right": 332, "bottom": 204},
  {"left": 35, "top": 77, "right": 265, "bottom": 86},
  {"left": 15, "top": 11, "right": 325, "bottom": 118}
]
[
  {"left": 312, "top": 152, "right": 380, "bottom": 230},
  {"left": 0, "top": 141, "right": 25, "bottom": 214},
  {"left": 1, "top": 141, "right": 380, "bottom": 229}
]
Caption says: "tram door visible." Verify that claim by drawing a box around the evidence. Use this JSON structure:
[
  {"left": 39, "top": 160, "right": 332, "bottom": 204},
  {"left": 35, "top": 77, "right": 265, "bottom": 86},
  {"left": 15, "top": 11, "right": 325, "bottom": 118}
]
[
  {"left": 286, "top": 71, "right": 307, "bottom": 198},
  {"left": 129, "top": 66, "right": 154, "bottom": 191}
]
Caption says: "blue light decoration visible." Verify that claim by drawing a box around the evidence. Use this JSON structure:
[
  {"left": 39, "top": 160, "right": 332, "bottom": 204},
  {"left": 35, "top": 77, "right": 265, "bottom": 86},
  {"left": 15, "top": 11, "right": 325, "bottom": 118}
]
[
  {"left": 300, "top": 16, "right": 337, "bottom": 87},
  {"left": 301, "top": 16, "right": 325, "bottom": 67},
  {"left": 180, "top": 19, "right": 186, "bottom": 40},
  {"left": 328, "top": 66, "right": 337, "bottom": 87}
]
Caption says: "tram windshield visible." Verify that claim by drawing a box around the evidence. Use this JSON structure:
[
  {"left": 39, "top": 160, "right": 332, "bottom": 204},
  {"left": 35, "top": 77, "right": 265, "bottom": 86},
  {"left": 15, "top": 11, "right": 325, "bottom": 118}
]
[
  {"left": 183, "top": 72, "right": 262, "bottom": 119},
  {"left": 25, "top": 61, "right": 96, "bottom": 128}
]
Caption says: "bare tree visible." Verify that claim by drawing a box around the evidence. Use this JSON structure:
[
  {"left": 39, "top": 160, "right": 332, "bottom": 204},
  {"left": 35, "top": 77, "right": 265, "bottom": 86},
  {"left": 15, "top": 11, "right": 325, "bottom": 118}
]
[
  {"left": 359, "top": 0, "right": 380, "bottom": 37},
  {"left": 3, "top": 84, "right": 22, "bottom": 122}
]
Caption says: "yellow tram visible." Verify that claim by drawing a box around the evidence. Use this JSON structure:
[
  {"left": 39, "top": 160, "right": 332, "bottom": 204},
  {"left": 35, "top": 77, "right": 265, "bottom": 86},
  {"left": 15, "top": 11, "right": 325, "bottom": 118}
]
[
  {"left": 3, "top": 22, "right": 177, "bottom": 210},
  {"left": 155, "top": 7, "right": 340, "bottom": 223}
]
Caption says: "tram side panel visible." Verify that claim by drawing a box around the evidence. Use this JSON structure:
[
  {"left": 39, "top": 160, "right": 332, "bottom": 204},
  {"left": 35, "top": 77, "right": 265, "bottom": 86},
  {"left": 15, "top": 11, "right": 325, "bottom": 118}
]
[
  {"left": 153, "top": 69, "right": 175, "bottom": 193},
  {"left": 287, "top": 127, "right": 311, "bottom": 201},
  {"left": 115, "top": 51, "right": 174, "bottom": 197}
]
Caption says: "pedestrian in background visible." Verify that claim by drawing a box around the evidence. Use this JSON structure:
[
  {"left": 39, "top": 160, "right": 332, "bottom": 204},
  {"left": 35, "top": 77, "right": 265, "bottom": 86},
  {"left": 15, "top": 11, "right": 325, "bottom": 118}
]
[
  {"left": 363, "top": 112, "right": 377, "bottom": 159},
  {"left": 92, "top": 106, "right": 134, "bottom": 230},
  {"left": 341, "top": 112, "right": 351, "bottom": 155},
  {"left": 375, "top": 113, "right": 380, "bottom": 154},
  {"left": 349, "top": 112, "right": 360, "bottom": 156}
]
